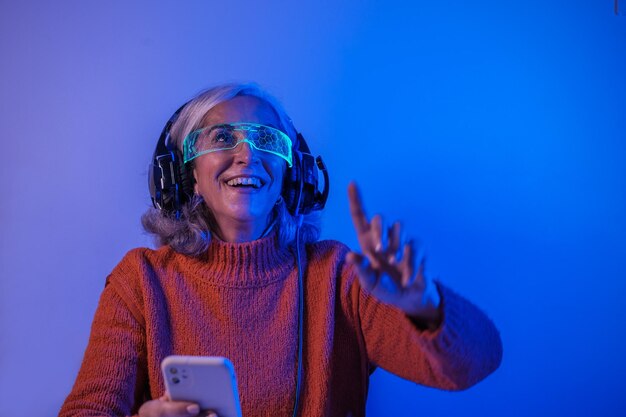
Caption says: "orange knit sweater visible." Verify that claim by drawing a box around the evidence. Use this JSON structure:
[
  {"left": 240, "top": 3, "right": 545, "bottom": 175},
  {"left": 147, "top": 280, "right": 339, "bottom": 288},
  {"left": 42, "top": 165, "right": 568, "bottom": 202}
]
[{"left": 59, "top": 235, "right": 502, "bottom": 417}]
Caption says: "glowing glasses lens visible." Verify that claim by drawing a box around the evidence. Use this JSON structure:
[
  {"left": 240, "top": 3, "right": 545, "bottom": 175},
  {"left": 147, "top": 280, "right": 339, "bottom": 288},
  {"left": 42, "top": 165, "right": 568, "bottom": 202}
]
[{"left": 183, "top": 123, "right": 293, "bottom": 166}]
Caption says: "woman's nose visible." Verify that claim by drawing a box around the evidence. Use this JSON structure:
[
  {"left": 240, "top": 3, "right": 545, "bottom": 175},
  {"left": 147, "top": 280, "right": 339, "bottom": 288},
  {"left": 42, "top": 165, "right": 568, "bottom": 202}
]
[{"left": 234, "top": 140, "right": 260, "bottom": 165}]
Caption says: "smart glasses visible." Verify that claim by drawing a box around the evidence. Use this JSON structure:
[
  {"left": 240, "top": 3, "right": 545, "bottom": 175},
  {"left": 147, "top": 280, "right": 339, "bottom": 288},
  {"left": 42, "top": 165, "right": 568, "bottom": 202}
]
[{"left": 182, "top": 122, "right": 293, "bottom": 167}]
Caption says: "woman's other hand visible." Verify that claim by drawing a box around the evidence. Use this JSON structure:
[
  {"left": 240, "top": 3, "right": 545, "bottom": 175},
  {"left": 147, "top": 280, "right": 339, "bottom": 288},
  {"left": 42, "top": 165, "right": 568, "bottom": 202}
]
[
  {"left": 346, "top": 182, "right": 442, "bottom": 326},
  {"left": 138, "top": 394, "right": 217, "bottom": 417}
]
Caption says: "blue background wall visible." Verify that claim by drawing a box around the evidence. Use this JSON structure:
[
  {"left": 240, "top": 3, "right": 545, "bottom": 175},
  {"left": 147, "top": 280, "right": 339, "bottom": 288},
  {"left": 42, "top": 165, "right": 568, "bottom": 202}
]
[{"left": 1, "top": 1, "right": 624, "bottom": 416}]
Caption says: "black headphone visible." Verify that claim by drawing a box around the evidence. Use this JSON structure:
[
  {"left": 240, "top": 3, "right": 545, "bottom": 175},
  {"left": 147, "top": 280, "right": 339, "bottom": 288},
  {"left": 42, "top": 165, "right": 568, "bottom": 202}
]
[{"left": 149, "top": 102, "right": 329, "bottom": 218}]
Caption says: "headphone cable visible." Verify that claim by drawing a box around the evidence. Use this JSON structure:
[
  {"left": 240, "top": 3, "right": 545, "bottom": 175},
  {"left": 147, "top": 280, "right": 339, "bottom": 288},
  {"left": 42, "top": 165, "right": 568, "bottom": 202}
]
[{"left": 291, "top": 215, "right": 305, "bottom": 417}]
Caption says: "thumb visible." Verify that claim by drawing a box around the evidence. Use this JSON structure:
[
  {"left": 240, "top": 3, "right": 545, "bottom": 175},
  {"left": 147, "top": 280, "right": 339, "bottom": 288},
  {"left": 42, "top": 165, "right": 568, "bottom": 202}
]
[{"left": 346, "top": 251, "right": 378, "bottom": 292}]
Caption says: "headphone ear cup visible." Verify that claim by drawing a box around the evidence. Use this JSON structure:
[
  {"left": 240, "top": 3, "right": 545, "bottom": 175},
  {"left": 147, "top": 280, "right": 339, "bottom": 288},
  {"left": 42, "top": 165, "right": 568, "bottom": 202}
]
[
  {"left": 176, "top": 149, "right": 194, "bottom": 202},
  {"left": 149, "top": 102, "right": 194, "bottom": 218},
  {"left": 283, "top": 132, "right": 329, "bottom": 216},
  {"left": 283, "top": 149, "right": 302, "bottom": 215}
]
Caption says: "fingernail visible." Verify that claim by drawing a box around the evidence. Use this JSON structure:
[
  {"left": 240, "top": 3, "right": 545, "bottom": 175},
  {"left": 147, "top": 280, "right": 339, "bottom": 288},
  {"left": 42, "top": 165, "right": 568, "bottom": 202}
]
[{"left": 187, "top": 404, "right": 200, "bottom": 414}]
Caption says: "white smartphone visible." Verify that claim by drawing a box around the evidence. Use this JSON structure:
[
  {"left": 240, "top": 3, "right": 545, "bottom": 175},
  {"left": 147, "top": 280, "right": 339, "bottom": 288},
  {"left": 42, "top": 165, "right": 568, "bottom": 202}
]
[{"left": 161, "top": 355, "right": 243, "bottom": 417}]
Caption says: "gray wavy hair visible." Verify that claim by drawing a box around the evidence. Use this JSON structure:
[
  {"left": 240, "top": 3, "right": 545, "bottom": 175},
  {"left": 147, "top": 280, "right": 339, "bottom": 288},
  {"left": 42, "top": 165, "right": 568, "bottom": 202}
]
[{"left": 142, "top": 83, "right": 321, "bottom": 256}]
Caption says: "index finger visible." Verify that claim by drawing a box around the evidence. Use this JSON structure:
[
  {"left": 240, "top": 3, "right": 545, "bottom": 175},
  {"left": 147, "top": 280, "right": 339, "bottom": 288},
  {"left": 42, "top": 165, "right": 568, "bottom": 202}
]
[{"left": 348, "top": 181, "right": 369, "bottom": 233}]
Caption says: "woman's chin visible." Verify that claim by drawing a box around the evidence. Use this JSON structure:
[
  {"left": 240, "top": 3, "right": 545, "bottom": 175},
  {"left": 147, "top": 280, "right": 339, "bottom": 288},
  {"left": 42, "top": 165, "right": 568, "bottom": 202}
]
[{"left": 222, "top": 206, "right": 274, "bottom": 227}]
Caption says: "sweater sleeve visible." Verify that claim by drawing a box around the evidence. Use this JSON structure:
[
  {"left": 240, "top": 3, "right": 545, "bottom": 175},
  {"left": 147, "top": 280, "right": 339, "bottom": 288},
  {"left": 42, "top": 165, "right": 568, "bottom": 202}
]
[
  {"left": 354, "top": 272, "right": 503, "bottom": 391},
  {"left": 59, "top": 277, "right": 148, "bottom": 417}
]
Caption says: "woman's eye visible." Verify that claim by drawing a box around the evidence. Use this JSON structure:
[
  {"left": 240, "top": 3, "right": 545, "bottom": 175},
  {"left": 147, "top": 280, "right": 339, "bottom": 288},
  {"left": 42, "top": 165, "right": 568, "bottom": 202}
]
[{"left": 213, "top": 132, "right": 231, "bottom": 143}]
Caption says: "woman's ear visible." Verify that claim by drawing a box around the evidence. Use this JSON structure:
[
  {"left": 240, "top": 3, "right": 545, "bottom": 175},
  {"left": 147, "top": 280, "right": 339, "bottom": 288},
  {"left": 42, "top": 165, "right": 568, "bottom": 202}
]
[{"left": 192, "top": 168, "right": 199, "bottom": 194}]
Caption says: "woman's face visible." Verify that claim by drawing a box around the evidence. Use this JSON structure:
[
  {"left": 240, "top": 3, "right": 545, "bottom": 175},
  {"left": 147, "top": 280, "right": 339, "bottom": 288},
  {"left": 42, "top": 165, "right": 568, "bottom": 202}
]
[{"left": 191, "top": 95, "right": 286, "bottom": 239}]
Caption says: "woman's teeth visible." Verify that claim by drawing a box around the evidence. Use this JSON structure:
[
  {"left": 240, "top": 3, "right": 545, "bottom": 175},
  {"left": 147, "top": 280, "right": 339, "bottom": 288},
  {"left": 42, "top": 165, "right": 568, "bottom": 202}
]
[{"left": 226, "top": 177, "right": 262, "bottom": 188}]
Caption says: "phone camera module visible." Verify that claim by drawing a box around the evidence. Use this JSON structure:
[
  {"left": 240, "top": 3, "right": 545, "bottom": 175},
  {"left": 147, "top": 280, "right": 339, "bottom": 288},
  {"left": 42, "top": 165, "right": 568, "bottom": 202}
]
[{"left": 172, "top": 377, "right": 180, "bottom": 384}]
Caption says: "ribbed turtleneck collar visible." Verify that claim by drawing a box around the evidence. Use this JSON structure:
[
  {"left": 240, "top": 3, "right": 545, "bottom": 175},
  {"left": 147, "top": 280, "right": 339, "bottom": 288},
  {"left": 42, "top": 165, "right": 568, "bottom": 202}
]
[{"left": 197, "top": 232, "right": 295, "bottom": 288}]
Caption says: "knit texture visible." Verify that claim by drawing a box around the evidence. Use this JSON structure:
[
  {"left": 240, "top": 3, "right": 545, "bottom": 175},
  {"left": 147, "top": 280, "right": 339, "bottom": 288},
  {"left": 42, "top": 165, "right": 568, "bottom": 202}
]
[{"left": 59, "top": 234, "right": 502, "bottom": 417}]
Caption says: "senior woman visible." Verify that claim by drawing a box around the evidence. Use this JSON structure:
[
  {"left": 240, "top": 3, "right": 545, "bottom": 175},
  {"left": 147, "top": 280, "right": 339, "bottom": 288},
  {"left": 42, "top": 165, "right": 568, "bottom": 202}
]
[{"left": 59, "top": 83, "right": 502, "bottom": 417}]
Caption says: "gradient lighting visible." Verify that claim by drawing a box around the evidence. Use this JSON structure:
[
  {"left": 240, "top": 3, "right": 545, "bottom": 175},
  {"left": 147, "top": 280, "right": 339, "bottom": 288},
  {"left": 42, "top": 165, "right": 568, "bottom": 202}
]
[{"left": 0, "top": 1, "right": 624, "bottom": 417}]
